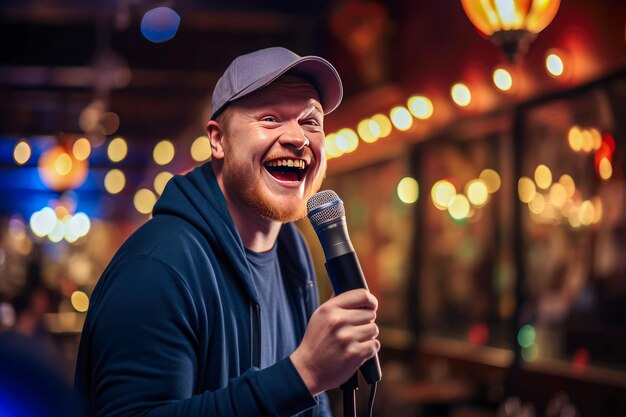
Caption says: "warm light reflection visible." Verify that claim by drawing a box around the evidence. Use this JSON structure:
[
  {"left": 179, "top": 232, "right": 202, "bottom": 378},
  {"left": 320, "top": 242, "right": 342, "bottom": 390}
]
[
  {"left": 548, "top": 183, "right": 567, "bottom": 207},
  {"left": 371, "top": 114, "right": 392, "bottom": 138},
  {"left": 71, "top": 291, "right": 89, "bottom": 312},
  {"left": 493, "top": 68, "right": 513, "bottom": 91},
  {"left": 154, "top": 140, "right": 175, "bottom": 165},
  {"left": 465, "top": 179, "right": 489, "bottom": 207},
  {"left": 134, "top": 188, "right": 157, "bottom": 214},
  {"left": 337, "top": 128, "right": 359, "bottom": 153},
  {"left": 546, "top": 53, "right": 564, "bottom": 77},
  {"left": 30, "top": 207, "right": 56, "bottom": 237},
  {"left": 13, "top": 140, "right": 31, "bottom": 165},
  {"left": 479, "top": 169, "right": 501, "bottom": 193},
  {"left": 578, "top": 200, "right": 595, "bottom": 226},
  {"left": 154, "top": 171, "right": 174, "bottom": 195},
  {"left": 357, "top": 119, "right": 381, "bottom": 143},
  {"left": 528, "top": 193, "right": 546, "bottom": 215},
  {"left": 591, "top": 197, "right": 603, "bottom": 224},
  {"left": 190, "top": 136, "right": 211, "bottom": 162},
  {"left": 599, "top": 157, "right": 612, "bottom": 180},
  {"left": 73, "top": 138, "right": 91, "bottom": 161},
  {"left": 534, "top": 164, "right": 552, "bottom": 190},
  {"left": 590, "top": 128, "right": 602, "bottom": 150},
  {"left": 407, "top": 96, "right": 434, "bottom": 119},
  {"left": 558, "top": 174, "right": 575, "bottom": 197},
  {"left": 518, "top": 177, "right": 536, "bottom": 203},
  {"left": 325, "top": 134, "right": 343, "bottom": 158},
  {"left": 451, "top": 83, "right": 471, "bottom": 107},
  {"left": 581, "top": 129, "right": 593, "bottom": 153},
  {"left": 568, "top": 126, "right": 582, "bottom": 152},
  {"left": 397, "top": 177, "right": 419, "bottom": 204},
  {"left": 448, "top": 195, "right": 470, "bottom": 220},
  {"left": 54, "top": 153, "right": 73, "bottom": 176},
  {"left": 108, "top": 137, "right": 128, "bottom": 162},
  {"left": 390, "top": 106, "right": 413, "bottom": 131},
  {"left": 431, "top": 180, "right": 457, "bottom": 210},
  {"left": 104, "top": 169, "right": 126, "bottom": 194}
]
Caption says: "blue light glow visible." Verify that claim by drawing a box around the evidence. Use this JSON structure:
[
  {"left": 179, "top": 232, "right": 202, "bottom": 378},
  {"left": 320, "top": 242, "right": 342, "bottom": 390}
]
[{"left": 141, "top": 7, "right": 181, "bottom": 43}]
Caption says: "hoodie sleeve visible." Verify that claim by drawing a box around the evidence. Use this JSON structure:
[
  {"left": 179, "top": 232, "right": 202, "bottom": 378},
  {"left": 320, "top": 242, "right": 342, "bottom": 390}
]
[{"left": 82, "top": 255, "right": 317, "bottom": 417}]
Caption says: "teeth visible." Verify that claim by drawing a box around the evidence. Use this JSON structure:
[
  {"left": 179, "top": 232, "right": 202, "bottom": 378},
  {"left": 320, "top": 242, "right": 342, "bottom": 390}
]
[{"left": 265, "top": 159, "right": 306, "bottom": 169}]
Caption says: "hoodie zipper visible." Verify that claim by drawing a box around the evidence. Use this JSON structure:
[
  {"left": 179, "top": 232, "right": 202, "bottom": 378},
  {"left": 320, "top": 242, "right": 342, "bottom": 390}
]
[{"left": 250, "top": 301, "right": 261, "bottom": 368}]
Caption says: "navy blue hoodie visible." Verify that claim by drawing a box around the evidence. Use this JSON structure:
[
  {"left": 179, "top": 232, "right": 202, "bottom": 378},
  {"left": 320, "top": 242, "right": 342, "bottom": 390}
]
[{"left": 74, "top": 162, "right": 331, "bottom": 417}]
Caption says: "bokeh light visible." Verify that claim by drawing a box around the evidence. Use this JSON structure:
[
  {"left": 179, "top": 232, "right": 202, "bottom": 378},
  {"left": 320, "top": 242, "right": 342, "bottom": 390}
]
[
  {"left": 71, "top": 291, "right": 89, "bottom": 312},
  {"left": 104, "top": 169, "right": 126, "bottom": 194},
  {"left": 465, "top": 179, "right": 489, "bottom": 207},
  {"left": 191, "top": 135, "right": 211, "bottom": 162},
  {"left": 141, "top": 7, "right": 181, "bottom": 43},
  {"left": 568, "top": 126, "right": 582, "bottom": 151},
  {"left": 407, "top": 96, "right": 434, "bottom": 119},
  {"left": 546, "top": 52, "right": 564, "bottom": 77},
  {"left": 397, "top": 177, "right": 419, "bottom": 204},
  {"left": 518, "top": 177, "right": 536, "bottom": 203},
  {"left": 134, "top": 188, "right": 157, "bottom": 214},
  {"left": 336, "top": 128, "right": 359, "bottom": 153},
  {"left": 371, "top": 114, "right": 392, "bottom": 138},
  {"left": 493, "top": 68, "right": 513, "bottom": 91},
  {"left": 451, "top": 83, "right": 471, "bottom": 107},
  {"left": 431, "top": 180, "right": 456, "bottom": 210},
  {"left": 390, "top": 106, "right": 413, "bottom": 131},
  {"left": 325, "top": 133, "right": 343, "bottom": 158},
  {"left": 13, "top": 140, "right": 31, "bottom": 165},
  {"left": 107, "top": 137, "right": 128, "bottom": 162},
  {"left": 598, "top": 157, "right": 612, "bottom": 180},
  {"left": 154, "top": 171, "right": 174, "bottom": 195},
  {"left": 448, "top": 194, "right": 470, "bottom": 220},
  {"left": 72, "top": 138, "right": 91, "bottom": 161},
  {"left": 153, "top": 139, "right": 175, "bottom": 165},
  {"left": 517, "top": 325, "right": 536, "bottom": 348},
  {"left": 534, "top": 164, "right": 552, "bottom": 190},
  {"left": 479, "top": 169, "right": 501, "bottom": 193},
  {"left": 357, "top": 119, "right": 381, "bottom": 143}
]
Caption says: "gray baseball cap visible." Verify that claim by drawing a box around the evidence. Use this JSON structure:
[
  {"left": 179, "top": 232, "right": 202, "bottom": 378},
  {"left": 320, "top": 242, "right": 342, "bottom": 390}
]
[{"left": 210, "top": 46, "right": 343, "bottom": 120}]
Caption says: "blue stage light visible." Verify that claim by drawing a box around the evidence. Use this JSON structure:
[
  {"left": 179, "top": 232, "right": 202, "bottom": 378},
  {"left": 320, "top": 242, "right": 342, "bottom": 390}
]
[{"left": 141, "top": 7, "right": 181, "bottom": 43}]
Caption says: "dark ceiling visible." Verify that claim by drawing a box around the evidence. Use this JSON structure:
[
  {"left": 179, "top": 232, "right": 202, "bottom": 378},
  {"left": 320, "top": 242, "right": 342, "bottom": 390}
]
[{"left": 0, "top": 0, "right": 337, "bottom": 142}]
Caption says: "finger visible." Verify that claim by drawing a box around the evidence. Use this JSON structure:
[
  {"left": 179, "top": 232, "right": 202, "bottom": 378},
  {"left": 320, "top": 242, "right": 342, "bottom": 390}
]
[
  {"left": 337, "top": 322, "right": 379, "bottom": 343},
  {"left": 329, "top": 289, "right": 378, "bottom": 310}
]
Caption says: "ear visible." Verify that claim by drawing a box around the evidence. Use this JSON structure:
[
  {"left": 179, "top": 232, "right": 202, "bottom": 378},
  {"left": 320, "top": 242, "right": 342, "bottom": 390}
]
[{"left": 206, "top": 120, "right": 225, "bottom": 160}]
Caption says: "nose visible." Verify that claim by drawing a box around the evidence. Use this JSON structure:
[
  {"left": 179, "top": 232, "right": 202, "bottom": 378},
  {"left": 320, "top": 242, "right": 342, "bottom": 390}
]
[{"left": 279, "top": 120, "right": 309, "bottom": 151}]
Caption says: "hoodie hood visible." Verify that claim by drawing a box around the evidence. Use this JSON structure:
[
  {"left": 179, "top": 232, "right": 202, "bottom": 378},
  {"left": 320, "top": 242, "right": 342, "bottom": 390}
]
[{"left": 153, "top": 162, "right": 259, "bottom": 301}]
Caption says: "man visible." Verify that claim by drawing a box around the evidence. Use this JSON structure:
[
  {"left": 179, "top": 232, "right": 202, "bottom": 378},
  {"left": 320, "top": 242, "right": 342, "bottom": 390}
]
[{"left": 75, "top": 46, "right": 380, "bottom": 417}]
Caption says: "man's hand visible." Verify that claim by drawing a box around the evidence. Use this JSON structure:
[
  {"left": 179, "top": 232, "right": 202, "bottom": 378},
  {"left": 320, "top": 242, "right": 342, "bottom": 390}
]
[{"left": 290, "top": 289, "right": 380, "bottom": 396}]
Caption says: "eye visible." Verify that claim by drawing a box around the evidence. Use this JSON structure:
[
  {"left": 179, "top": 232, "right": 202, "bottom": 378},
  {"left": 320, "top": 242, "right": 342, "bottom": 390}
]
[
  {"left": 261, "top": 116, "right": 278, "bottom": 123},
  {"left": 302, "top": 119, "right": 321, "bottom": 127}
]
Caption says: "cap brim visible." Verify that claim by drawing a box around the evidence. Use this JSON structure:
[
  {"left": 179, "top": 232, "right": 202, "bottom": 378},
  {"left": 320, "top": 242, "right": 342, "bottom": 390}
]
[{"left": 227, "top": 56, "right": 343, "bottom": 116}]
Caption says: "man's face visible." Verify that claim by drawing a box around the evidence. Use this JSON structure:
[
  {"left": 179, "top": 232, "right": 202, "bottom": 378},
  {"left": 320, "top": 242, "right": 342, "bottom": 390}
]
[{"left": 214, "top": 76, "right": 327, "bottom": 223}]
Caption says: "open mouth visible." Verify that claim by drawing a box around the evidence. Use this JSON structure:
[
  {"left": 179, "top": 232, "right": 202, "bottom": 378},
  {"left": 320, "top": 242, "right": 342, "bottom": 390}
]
[{"left": 264, "top": 158, "right": 308, "bottom": 182}]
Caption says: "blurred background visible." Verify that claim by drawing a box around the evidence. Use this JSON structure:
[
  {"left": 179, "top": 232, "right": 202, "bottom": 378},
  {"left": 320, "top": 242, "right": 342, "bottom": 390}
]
[{"left": 1, "top": 0, "right": 625, "bottom": 416}]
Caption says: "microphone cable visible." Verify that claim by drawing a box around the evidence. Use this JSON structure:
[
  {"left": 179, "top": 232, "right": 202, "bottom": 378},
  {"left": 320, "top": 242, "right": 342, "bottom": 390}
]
[{"left": 366, "top": 381, "right": 377, "bottom": 417}]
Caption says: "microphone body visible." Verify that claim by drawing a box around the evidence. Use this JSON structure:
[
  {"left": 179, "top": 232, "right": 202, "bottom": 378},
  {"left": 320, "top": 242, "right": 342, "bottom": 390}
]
[{"left": 307, "top": 191, "right": 382, "bottom": 385}]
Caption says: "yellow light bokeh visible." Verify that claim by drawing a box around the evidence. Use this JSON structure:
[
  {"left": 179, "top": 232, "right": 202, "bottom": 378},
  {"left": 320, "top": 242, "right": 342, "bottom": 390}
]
[
  {"left": 14, "top": 140, "right": 31, "bottom": 165},
  {"left": 465, "top": 179, "right": 489, "bottom": 207},
  {"left": 581, "top": 129, "right": 594, "bottom": 153},
  {"left": 107, "top": 137, "right": 128, "bottom": 162},
  {"left": 568, "top": 126, "right": 582, "bottom": 152},
  {"left": 337, "top": 128, "right": 359, "bottom": 153},
  {"left": 578, "top": 200, "right": 595, "bottom": 226},
  {"left": 71, "top": 291, "right": 89, "bottom": 312},
  {"left": 546, "top": 53, "right": 564, "bottom": 76},
  {"left": 371, "top": 114, "right": 392, "bottom": 138},
  {"left": 54, "top": 152, "right": 73, "bottom": 176},
  {"left": 325, "top": 134, "right": 343, "bottom": 158},
  {"left": 357, "top": 119, "right": 381, "bottom": 143},
  {"left": 431, "top": 180, "right": 457, "bottom": 210},
  {"left": 558, "top": 174, "right": 576, "bottom": 197},
  {"left": 73, "top": 137, "right": 91, "bottom": 161},
  {"left": 591, "top": 197, "right": 603, "bottom": 224},
  {"left": 493, "top": 68, "right": 513, "bottom": 91},
  {"left": 479, "top": 168, "right": 501, "bottom": 193},
  {"left": 104, "top": 169, "right": 126, "bottom": 194},
  {"left": 154, "top": 171, "right": 174, "bottom": 195},
  {"left": 134, "top": 188, "right": 157, "bottom": 215},
  {"left": 451, "top": 83, "right": 471, "bottom": 107},
  {"left": 518, "top": 176, "right": 536, "bottom": 203},
  {"left": 528, "top": 193, "right": 546, "bottom": 215},
  {"left": 590, "top": 128, "right": 602, "bottom": 151},
  {"left": 390, "top": 106, "right": 413, "bottom": 131},
  {"left": 448, "top": 194, "right": 470, "bottom": 220},
  {"left": 397, "top": 177, "right": 419, "bottom": 204},
  {"left": 153, "top": 139, "right": 175, "bottom": 165},
  {"left": 534, "top": 164, "right": 552, "bottom": 190},
  {"left": 190, "top": 135, "right": 212, "bottom": 162},
  {"left": 548, "top": 183, "right": 567, "bottom": 207},
  {"left": 407, "top": 96, "right": 434, "bottom": 119},
  {"left": 599, "top": 157, "right": 612, "bottom": 180}
]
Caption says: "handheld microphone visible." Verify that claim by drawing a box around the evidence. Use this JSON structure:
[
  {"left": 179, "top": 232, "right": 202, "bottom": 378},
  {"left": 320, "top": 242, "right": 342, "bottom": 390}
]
[{"left": 307, "top": 190, "right": 382, "bottom": 385}]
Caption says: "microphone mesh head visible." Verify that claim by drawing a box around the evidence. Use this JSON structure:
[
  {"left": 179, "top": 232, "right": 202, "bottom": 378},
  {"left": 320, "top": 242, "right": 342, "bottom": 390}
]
[{"left": 307, "top": 190, "right": 345, "bottom": 227}]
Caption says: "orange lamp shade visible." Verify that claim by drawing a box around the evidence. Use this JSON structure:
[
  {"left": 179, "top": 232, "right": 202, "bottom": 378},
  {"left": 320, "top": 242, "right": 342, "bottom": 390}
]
[{"left": 461, "top": 0, "right": 561, "bottom": 36}]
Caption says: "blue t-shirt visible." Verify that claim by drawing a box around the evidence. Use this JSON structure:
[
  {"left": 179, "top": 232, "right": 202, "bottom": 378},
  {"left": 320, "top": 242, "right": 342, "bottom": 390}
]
[{"left": 246, "top": 245, "right": 299, "bottom": 369}]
